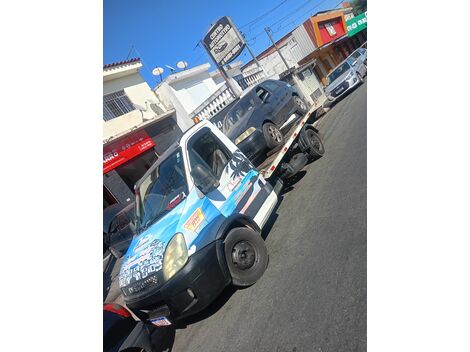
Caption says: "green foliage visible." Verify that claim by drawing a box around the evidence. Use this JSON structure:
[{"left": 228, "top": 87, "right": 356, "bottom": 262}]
[{"left": 350, "top": 0, "right": 367, "bottom": 16}]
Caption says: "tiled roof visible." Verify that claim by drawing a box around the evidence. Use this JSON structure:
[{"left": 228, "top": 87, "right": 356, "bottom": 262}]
[{"left": 103, "top": 57, "right": 140, "bottom": 69}]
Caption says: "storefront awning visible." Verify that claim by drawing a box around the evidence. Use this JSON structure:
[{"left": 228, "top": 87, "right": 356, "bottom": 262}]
[{"left": 103, "top": 130, "right": 155, "bottom": 174}]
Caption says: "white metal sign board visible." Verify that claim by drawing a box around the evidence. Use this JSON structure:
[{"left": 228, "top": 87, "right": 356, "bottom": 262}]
[{"left": 203, "top": 16, "right": 245, "bottom": 66}]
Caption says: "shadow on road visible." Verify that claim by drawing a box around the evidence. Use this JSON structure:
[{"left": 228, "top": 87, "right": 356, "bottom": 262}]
[
  {"left": 170, "top": 180, "right": 286, "bottom": 330},
  {"left": 173, "top": 285, "right": 238, "bottom": 329},
  {"left": 281, "top": 170, "right": 307, "bottom": 194}
]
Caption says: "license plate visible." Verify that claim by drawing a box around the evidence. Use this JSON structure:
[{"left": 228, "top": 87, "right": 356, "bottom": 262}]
[
  {"left": 149, "top": 316, "right": 172, "bottom": 326},
  {"left": 335, "top": 87, "right": 344, "bottom": 94}
]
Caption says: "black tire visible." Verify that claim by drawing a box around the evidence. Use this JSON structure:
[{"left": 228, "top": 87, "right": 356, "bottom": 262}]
[
  {"left": 304, "top": 129, "right": 325, "bottom": 159},
  {"left": 262, "top": 122, "right": 284, "bottom": 149},
  {"left": 293, "top": 95, "right": 308, "bottom": 115},
  {"left": 224, "top": 227, "right": 268, "bottom": 287},
  {"left": 358, "top": 72, "right": 364, "bottom": 84}
]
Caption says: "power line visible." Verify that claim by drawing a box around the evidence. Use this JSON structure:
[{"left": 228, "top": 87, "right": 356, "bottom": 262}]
[
  {"left": 245, "top": 0, "right": 329, "bottom": 41},
  {"left": 239, "top": 0, "right": 290, "bottom": 29},
  {"left": 269, "top": 0, "right": 345, "bottom": 34},
  {"left": 241, "top": 0, "right": 312, "bottom": 37},
  {"left": 244, "top": 0, "right": 347, "bottom": 65},
  {"left": 269, "top": 0, "right": 317, "bottom": 28},
  {"left": 130, "top": 45, "right": 159, "bottom": 85}
]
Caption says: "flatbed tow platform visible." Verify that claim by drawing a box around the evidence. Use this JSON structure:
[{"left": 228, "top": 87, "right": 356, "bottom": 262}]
[{"left": 257, "top": 105, "right": 323, "bottom": 180}]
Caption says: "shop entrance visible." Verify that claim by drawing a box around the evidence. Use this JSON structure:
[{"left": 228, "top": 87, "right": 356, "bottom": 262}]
[
  {"left": 103, "top": 185, "right": 118, "bottom": 209},
  {"left": 114, "top": 149, "right": 159, "bottom": 191}
]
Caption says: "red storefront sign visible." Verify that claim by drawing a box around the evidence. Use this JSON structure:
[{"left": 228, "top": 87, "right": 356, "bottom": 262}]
[
  {"left": 103, "top": 130, "right": 155, "bottom": 174},
  {"left": 318, "top": 18, "right": 346, "bottom": 45}
]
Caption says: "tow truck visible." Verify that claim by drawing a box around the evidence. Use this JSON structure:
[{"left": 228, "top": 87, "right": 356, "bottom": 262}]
[{"left": 117, "top": 104, "right": 324, "bottom": 327}]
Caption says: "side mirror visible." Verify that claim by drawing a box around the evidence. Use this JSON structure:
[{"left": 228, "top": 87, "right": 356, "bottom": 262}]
[{"left": 190, "top": 164, "right": 220, "bottom": 194}]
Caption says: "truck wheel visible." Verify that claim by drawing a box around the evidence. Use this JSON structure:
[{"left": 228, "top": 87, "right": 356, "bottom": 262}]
[
  {"left": 263, "top": 122, "right": 284, "bottom": 150},
  {"left": 224, "top": 227, "right": 268, "bottom": 287},
  {"left": 305, "top": 129, "right": 325, "bottom": 159},
  {"left": 293, "top": 95, "right": 307, "bottom": 114}
]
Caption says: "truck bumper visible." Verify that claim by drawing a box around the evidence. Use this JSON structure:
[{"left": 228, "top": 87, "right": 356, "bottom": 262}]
[{"left": 126, "top": 240, "right": 231, "bottom": 321}]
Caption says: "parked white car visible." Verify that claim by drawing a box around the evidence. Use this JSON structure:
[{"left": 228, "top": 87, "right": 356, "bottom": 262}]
[
  {"left": 348, "top": 47, "right": 367, "bottom": 66},
  {"left": 324, "top": 52, "right": 367, "bottom": 103}
]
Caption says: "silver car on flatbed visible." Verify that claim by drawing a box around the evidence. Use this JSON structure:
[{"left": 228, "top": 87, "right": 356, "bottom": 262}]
[{"left": 324, "top": 49, "right": 367, "bottom": 103}]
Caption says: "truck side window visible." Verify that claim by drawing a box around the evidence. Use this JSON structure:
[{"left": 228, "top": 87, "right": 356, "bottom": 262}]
[{"left": 189, "top": 131, "right": 231, "bottom": 179}]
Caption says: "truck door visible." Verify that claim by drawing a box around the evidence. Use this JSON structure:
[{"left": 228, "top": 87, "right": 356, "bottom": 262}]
[{"left": 186, "top": 124, "right": 272, "bottom": 220}]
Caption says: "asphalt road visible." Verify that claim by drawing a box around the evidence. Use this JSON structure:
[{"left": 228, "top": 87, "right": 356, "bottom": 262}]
[{"left": 168, "top": 82, "right": 367, "bottom": 352}]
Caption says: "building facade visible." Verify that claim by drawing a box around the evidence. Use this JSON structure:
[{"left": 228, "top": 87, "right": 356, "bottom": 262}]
[
  {"left": 103, "top": 58, "right": 182, "bottom": 208},
  {"left": 154, "top": 61, "right": 265, "bottom": 129},
  {"left": 241, "top": 5, "right": 366, "bottom": 97},
  {"left": 240, "top": 20, "right": 326, "bottom": 106},
  {"left": 298, "top": 8, "right": 367, "bottom": 84}
]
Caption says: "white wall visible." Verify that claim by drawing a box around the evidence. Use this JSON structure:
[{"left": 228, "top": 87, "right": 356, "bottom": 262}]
[
  {"left": 154, "top": 83, "right": 194, "bottom": 131},
  {"left": 243, "top": 38, "right": 300, "bottom": 79},
  {"left": 103, "top": 71, "right": 171, "bottom": 140},
  {"left": 154, "top": 67, "right": 227, "bottom": 131}
]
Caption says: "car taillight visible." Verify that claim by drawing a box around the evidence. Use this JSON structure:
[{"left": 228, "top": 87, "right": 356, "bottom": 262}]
[{"left": 103, "top": 303, "right": 131, "bottom": 318}]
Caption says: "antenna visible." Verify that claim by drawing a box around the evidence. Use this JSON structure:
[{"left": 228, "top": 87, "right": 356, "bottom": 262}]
[
  {"left": 177, "top": 61, "right": 188, "bottom": 70},
  {"left": 152, "top": 67, "right": 164, "bottom": 82},
  {"left": 165, "top": 64, "right": 176, "bottom": 73}
]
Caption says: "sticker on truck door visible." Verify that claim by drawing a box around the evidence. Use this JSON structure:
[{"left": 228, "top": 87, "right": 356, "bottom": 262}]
[{"left": 184, "top": 208, "right": 205, "bottom": 232}]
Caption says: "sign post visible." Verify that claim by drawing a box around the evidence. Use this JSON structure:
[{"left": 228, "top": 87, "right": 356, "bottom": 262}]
[{"left": 202, "top": 16, "right": 247, "bottom": 99}]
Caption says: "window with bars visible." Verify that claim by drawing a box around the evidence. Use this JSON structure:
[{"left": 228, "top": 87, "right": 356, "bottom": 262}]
[{"left": 103, "top": 90, "right": 135, "bottom": 121}]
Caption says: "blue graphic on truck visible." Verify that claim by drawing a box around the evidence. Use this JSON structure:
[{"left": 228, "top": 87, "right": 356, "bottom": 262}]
[{"left": 118, "top": 121, "right": 278, "bottom": 322}]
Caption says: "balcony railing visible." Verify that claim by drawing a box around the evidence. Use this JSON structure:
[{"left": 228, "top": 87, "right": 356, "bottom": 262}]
[
  {"left": 189, "top": 68, "right": 268, "bottom": 124},
  {"left": 189, "top": 84, "right": 237, "bottom": 122},
  {"left": 233, "top": 67, "right": 266, "bottom": 91}
]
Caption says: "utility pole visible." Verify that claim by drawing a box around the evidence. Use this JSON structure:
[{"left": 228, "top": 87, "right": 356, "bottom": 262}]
[
  {"left": 242, "top": 33, "right": 264, "bottom": 74},
  {"left": 199, "top": 40, "right": 241, "bottom": 99},
  {"left": 264, "top": 27, "right": 291, "bottom": 72},
  {"left": 264, "top": 27, "right": 314, "bottom": 107}
]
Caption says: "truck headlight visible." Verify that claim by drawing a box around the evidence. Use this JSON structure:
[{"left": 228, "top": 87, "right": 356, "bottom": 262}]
[
  {"left": 235, "top": 127, "right": 256, "bottom": 145},
  {"left": 163, "top": 233, "right": 188, "bottom": 281},
  {"left": 346, "top": 71, "right": 354, "bottom": 80}
]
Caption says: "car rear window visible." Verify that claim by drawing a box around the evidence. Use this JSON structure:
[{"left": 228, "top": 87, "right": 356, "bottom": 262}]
[{"left": 223, "top": 98, "right": 254, "bottom": 132}]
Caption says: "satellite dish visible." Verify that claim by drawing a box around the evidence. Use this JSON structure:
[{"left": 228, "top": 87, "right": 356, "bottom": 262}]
[
  {"left": 152, "top": 67, "right": 164, "bottom": 82},
  {"left": 152, "top": 67, "right": 164, "bottom": 76},
  {"left": 177, "top": 61, "right": 188, "bottom": 70},
  {"left": 165, "top": 65, "right": 176, "bottom": 73}
]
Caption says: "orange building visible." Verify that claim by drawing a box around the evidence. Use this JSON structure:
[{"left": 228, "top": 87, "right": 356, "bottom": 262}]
[{"left": 298, "top": 7, "right": 367, "bottom": 85}]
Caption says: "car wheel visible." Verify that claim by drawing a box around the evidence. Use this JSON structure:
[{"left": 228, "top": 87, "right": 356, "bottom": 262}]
[
  {"left": 358, "top": 72, "right": 364, "bottom": 84},
  {"left": 262, "top": 122, "right": 284, "bottom": 149},
  {"left": 293, "top": 95, "right": 308, "bottom": 114},
  {"left": 224, "top": 227, "right": 268, "bottom": 287},
  {"left": 304, "top": 129, "right": 325, "bottom": 159}
]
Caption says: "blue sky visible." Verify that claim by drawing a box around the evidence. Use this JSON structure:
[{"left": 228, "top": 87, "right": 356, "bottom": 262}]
[{"left": 104, "top": 0, "right": 343, "bottom": 87}]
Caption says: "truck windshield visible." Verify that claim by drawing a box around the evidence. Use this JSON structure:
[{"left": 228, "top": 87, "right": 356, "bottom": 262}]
[
  {"left": 223, "top": 98, "right": 254, "bottom": 132},
  {"left": 135, "top": 149, "right": 188, "bottom": 232},
  {"left": 327, "top": 62, "right": 351, "bottom": 85}
]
